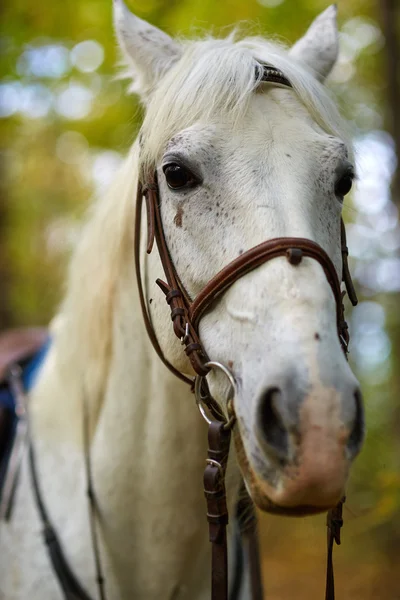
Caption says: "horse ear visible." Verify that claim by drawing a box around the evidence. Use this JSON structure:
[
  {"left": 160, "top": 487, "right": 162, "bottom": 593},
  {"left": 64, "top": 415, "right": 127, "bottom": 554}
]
[
  {"left": 289, "top": 5, "right": 339, "bottom": 82},
  {"left": 113, "top": 0, "right": 182, "bottom": 100}
]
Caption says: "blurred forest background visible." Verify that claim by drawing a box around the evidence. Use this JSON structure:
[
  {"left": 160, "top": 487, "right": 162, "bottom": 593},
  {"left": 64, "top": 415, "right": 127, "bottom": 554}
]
[{"left": 0, "top": 0, "right": 399, "bottom": 598}]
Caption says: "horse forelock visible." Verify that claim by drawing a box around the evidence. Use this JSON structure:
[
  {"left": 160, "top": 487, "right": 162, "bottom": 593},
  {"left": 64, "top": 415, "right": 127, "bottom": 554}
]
[{"left": 139, "top": 34, "right": 353, "bottom": 178}]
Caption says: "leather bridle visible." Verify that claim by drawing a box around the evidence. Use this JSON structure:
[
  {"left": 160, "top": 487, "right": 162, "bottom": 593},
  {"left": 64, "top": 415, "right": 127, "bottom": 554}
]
[
  {"left": 136, "top": 180, "right": 357, "bottom": 377},
  {"left": 134, "top": 66, "right": 359, "bottom": 600}
]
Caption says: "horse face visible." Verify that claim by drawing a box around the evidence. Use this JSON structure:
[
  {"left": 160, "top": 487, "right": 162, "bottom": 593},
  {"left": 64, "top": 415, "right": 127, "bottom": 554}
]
[
  {"left": 154, "top": 110, "right": 363, "bottom": 514},
  {"left": 115, "top": 1, "right": 364, "bottom": 514}
]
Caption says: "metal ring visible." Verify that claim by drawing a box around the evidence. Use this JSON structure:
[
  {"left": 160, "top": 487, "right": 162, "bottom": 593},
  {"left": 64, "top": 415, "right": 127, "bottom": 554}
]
[
  {"left": 180, "top": 322, "right": 190, "bottom": 346},
  {"left": 194, "top": 361, "right": 237, "bottom": 429}
]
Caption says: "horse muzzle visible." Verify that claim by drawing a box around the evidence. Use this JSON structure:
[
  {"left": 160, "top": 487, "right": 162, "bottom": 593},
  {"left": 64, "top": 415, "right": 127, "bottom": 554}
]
[{"left": 235, "top": 378, "right": 364, "bottom": 515}]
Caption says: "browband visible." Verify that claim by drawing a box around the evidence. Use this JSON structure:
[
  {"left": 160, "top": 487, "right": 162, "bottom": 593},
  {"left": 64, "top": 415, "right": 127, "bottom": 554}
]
[{"left": 259, "top": 65, "right": 292, "bottom": 88}]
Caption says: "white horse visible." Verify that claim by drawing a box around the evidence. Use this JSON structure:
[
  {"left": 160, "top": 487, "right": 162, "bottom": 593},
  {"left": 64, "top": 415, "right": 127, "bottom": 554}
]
[{"left": 0, "top": 2, "right": 364, "bottom": 598}]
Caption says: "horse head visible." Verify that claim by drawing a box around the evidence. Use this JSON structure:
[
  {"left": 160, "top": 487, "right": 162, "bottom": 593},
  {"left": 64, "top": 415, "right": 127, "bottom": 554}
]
[{"left": 114, "top": 0, "right": 364, "bottom": 516}]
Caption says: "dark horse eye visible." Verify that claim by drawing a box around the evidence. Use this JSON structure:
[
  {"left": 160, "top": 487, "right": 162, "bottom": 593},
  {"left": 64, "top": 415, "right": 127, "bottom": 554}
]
[
  {"left": 335, "top": 174, "right": 353, "bottom": 198},
  {"left": 163, "top": 163, "right": 195, "bottom": 190}
]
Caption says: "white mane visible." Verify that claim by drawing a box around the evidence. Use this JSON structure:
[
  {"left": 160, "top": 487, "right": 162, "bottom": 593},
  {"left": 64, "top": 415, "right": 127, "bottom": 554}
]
[
  {"left": 52, "top": 144, "right": 139, "bottom": 423},
  {"left": 140, "top": 35, "right": 352, "bottom": 176}
]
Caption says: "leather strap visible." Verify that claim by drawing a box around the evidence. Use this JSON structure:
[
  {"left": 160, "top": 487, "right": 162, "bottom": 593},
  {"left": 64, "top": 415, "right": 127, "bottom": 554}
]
[
  {"left": 341, "top": 219, "right": 358, "bottom": 306},
  {"left": 204, "top": 421, "right": 232, "bottom": 600},
  {"left": 326, "top": 498, "right": 345, "bottom": 600},
  {"left": 5, "top": 366, "right": 94, "bottom": 600},
  {"left": 236, "top": 484, "right": 264, "bottom": 600},
  {"left": 189, "top": 237, "right": 345, "bottom": 333},
  {"left": 134, "top": 183, "right": 195, "bottom": 387},
  {"left": 0, "top": 365, "right": 29, "bottom": 521},
  {"left": 29, "top": 442, "right": 94, "bottom": 600}
]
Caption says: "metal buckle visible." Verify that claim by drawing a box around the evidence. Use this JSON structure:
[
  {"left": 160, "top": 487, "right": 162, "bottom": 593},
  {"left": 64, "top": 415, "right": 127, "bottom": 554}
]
[
  {"left": 194, "top": 361, "right": 237, "bottom": 430},
  {"left": 340, "top": 334, "right": 349, "bottom": 353},
  {"left": 180, "top": 322, "right": 190, "bottom": 346}
]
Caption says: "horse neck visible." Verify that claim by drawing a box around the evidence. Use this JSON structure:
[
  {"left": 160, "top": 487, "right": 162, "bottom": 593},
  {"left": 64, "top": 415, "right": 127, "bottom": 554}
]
[
  {"left": 90, "top": 256, "right": 214, "bottom": 591},
  {"left": 31, "top": 149, "right": 241, "bottom": 595}
]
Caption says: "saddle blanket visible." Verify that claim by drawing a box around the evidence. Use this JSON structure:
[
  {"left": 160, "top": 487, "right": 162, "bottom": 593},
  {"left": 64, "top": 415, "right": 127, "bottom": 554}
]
[{"left": 0, "top": 339, "right": 50, "bottom": 504}]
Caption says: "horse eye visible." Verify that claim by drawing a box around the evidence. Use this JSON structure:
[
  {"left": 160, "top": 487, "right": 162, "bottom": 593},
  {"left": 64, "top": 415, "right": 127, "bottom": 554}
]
[
  {"left": 335, "top": 174, "right": 353, "bottom": 198},
  {"left": 163, "top": 163, "right": 195, "bottom": 190}
]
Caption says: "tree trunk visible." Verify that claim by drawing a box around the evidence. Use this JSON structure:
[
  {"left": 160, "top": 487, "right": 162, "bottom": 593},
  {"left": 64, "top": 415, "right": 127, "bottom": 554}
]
[{"left": 379, "top": 1, "right": 400, "bottom": 591}]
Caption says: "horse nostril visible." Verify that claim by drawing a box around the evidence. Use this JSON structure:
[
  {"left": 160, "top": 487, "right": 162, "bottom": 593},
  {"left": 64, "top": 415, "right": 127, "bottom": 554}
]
[
  {"left": 347, "top": 389, "right": 365, "bottom": 458},
  {"left": 257, "top": 387, "right": 288, "bottom": 462}
]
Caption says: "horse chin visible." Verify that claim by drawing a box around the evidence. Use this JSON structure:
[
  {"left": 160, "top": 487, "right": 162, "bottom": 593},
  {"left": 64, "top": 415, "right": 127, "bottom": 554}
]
[
  {"left": 233, "top": 430, "right": 344, "bottom": 517},
  {"left": 244, "top": 480, "right": 338, "bottom": 517}
]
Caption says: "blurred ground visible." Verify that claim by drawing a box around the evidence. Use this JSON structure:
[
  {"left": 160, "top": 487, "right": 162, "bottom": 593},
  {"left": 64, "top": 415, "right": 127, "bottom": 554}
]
[{"left": 259, "top": 511, "right": 400, "bottom": 599}]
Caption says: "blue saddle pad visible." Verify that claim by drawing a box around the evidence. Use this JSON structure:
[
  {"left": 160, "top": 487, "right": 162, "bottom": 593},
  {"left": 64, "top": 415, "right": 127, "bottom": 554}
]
[{"left": 0, "top": 339, "right": 50, "bottom": 499}]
